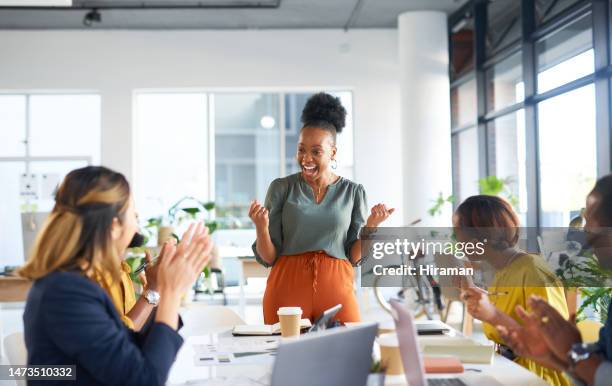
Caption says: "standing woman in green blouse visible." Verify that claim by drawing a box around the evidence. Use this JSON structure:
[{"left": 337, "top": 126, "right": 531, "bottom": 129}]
[{"left": 250, "top": 92, "right": 394, "bottom": 324}]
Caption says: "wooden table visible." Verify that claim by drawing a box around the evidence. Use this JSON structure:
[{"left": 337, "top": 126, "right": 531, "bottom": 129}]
[
  {"left": 217, "top": 246, "right": 270, "bottom": 318},
  {"left": 0, "top": 276, "right": 31, "bottom": 302}
]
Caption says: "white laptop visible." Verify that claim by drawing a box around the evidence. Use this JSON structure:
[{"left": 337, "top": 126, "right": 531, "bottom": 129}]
[
  {"left": 270, "top": 323, "right": 377, "bottom": 386},
  {"left": 389, "top": 299, "right": 503, "bottom": 386}
]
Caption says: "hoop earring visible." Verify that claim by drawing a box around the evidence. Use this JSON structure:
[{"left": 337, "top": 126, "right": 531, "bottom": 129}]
[{"left": 331, "top": 159, "right": 338, "bottom": 170}]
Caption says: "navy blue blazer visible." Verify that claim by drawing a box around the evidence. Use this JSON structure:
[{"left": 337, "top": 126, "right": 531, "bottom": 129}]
[
  {"left": 24, "top": 271, "right": 184, "bottom": 386},
  {"left": 598, "top": 301, "right": 612, "bottom": 360}
]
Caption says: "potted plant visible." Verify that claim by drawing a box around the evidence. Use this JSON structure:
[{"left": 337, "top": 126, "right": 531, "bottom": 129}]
[
  {"left": 126, "top": 197, "right": 218, "bottom": 295},
  {"left": 556, "top": 250, "right": 612, "bottom": 324}
]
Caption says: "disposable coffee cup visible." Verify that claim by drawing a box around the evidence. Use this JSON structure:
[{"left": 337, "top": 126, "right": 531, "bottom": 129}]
[
  {"left": 277, "top": 307, "right": 302, "bottom": 337},
  {"left": 378, "top": 333, "right": 404, "bottom": 375}
]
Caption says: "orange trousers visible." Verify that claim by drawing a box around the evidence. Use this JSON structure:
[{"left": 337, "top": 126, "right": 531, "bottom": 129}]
[{"left": 263, "top": 251, "right": 361, "bottom": 325}]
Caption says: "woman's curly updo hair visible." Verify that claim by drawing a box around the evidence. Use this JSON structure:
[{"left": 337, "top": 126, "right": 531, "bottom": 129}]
[{"left": 300, "top": 92, "right": 347, "bottom": 144}]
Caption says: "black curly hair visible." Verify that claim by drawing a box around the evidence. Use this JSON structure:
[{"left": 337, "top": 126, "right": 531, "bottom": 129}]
[{"left": 300, "top": 92, "right": 347, "bottom": 144}]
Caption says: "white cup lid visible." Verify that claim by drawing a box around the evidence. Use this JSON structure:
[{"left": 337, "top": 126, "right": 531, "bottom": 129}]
[
  {"left": 277, "top": 307, "right": 302, "bottom": 316},
  {"left": 378, "top": 332, "right": 399, "bottom": 347}
]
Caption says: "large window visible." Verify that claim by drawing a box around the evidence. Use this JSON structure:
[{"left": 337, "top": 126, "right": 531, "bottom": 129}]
[
  {"left": 449, "top": 0, "right": 607, "bottom": 230},
  {"left": 536, "top": 13, "right": 593, "bottom": 93},
  {"left": 486, "top": 0, "right": 521, "bottom": 57},
  {"left": 214, "top": 93, "right": 280, "bottom": 227},
  {"left": 134, "top": 91, "right": 354, "bottom": 229},
  {"left": 452, "top": 128, "right": 480, "bottom": 204},
  {"left": 451, "top": 79, "right": 477, "bottom": 128},
  {"left": 0, "top": 94, "right": 100, "bottom": 267},
  {"left": 133, "top": 93, "right": 209, "bottom": 221},
  {"left": 538, "top": 85, "right": 597, "bottom": 226},
  {"left": 486, "top": 52, "right": 524, "bottom": 112},
  {"left": 487, "top": 110, "right": 528, "bottom": 223}
]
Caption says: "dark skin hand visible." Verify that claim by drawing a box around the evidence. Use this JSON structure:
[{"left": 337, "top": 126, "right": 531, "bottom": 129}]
[
  {"left": 126, "top": 250, "right": 160, "bottom": 331},
  {"left": 528, "top": 295, "right": 582, "bottom": 360},
  {"left": 528, "top": 296, "right": 602, "bottom": 386},
  {"left": 496, "top": 296, "right": 602, "bottom": 385},
  {"left": 496, "top": 304, "right": 568, "bottom": 371}
]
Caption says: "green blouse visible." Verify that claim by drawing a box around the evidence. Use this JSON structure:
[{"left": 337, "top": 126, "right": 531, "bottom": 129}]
[{"left": 252, "top": 173, "right": 368, "bottom": 267}]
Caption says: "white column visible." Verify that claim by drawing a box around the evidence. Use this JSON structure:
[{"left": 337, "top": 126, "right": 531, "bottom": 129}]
[{"left": 399, "top": 11, "right": 453, "bottom": 226}]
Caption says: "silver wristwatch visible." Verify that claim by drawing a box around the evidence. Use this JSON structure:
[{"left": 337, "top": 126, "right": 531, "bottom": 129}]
[
  {"left": 143, "top": 289, "right": 160, "bottom": 306},
  {"left": 567, "top": 343, "right": 599, "bottom": 371}
]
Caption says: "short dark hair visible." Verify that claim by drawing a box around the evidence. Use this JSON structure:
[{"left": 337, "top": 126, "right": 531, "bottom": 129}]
[
  {"left": 454, "top": 195, "right": 520, "bottom": 250},
  {"left": 300, "top": 92, "right": 347, "bottom": 143},
  {"left": 590, "top": 174, "right": 612, "bottom": 226}
]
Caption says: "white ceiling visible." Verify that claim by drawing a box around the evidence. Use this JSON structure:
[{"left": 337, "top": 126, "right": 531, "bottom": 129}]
[{"left": 0, "top": 0, "right": 469, "bottom": 29}]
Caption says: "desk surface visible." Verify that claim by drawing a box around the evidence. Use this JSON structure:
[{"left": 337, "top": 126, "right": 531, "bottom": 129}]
[
  {"left": 168, "top": 327, "right": 548, "bottom": 386},
  {"left": 0, "top": 276, "right": 31, "bottom": 302}
]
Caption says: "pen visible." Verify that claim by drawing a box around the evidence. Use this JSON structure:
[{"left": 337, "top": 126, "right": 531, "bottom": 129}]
[
  {"left": 486, "top": 290, "right": 509, "bottom": 297},
  {"left": 133, "top": 255, "right": 158, "bottom": 275}
]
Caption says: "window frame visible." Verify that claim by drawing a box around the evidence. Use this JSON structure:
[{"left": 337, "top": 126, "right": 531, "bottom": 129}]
[
  {"left": 448, "top": 0, "right": 611, "bottom": 244},
  {"left": 0, "top": 92, "right": 98, "bottom": 175}
]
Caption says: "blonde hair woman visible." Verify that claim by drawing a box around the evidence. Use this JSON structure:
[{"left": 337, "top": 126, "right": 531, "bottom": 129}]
[{"left": 20, "top": 166, "right": 212, "bottom": 386}]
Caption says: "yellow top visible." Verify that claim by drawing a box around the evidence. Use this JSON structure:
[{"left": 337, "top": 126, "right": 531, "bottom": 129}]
[
  {"left": 93, "top": 261, "right": 137, "bottom": 330},
  {"left": 482, "top": 253, "right": 571, "bottom": 386}
]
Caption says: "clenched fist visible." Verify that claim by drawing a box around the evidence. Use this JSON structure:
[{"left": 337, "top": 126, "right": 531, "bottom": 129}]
[
  {"left": 249, "top": 200, "right": 269, "bottom": 230},
  {"left": 366, "top": 203, "right": 395, "bottom": 228}
]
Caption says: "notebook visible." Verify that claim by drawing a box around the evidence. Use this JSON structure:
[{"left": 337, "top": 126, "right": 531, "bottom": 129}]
[
  {"left": 415, "top": 320, "right": 452, "bottom": 335},
  {"left": 423, "top": 356, "right": 464, "bottom": 373},
  {"left": 232, "top": 319, "right": 312, "bottom": 336},
  {"left": 422, "top": 344, "right": 494, "bottom": 364}
]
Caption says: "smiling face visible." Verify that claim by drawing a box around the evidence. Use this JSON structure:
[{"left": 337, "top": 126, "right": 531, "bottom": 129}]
[{"left": 296, "top": 127, "right": 337, "bottom": 183}]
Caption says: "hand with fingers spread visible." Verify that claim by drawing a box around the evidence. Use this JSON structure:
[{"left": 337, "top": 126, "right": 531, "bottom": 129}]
[
  {"left": 249, "top": 200, "right": 269, "bottom": 230},
  {"left": 158, "top": 222, "right": 213, "bottom": 296},
  {"left": 366, "top": 203, "right": 395, "bottom": 228},
  {"left": 155, "top": 222, "right": 214, "bottom": 330},
  {"left": 528, "top": 295, "right": 582, "bottom": 360},
  {"left": 496, "top": 305, "right": 567, "bottom": 370}
]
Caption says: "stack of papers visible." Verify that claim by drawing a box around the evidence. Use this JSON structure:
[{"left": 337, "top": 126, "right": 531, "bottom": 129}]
[
  {"left": 193, "top": 339, "right": 278, "bottom": 366},
  {"left": 418, "top": 336, "right": 495, "bottom": 364}
]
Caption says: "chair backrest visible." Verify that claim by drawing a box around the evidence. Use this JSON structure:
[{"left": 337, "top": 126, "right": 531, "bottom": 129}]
[
  {"left": 3, "top": 332, "right": 27, "bottom": 386},
  {"left": 180, "top": 305, "right": 245, "bottom": 335},
  {"left": 577, "top": 319, "right": 603, "bottom": 343}
]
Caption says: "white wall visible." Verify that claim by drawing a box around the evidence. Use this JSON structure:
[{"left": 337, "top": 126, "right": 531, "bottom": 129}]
[{"left": 0, "top": 29, "right": 405, "bottom": 224}]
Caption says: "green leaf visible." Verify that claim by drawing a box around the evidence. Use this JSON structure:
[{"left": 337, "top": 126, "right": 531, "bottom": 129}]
[
  {"left": 205, "top": 221, "right": 219, "bottom": 234},
  {"left": 479, "top": 176, "right": 504, "bottom": 196},
  {"left": 181, "top": 207, "right": 201, "bottom": 216},
  {"left": 146, "top": 217, "right": 162, "bottom": 228},
  {"left": 428, "top": 192, "right": 453, "bottom": 217}
]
